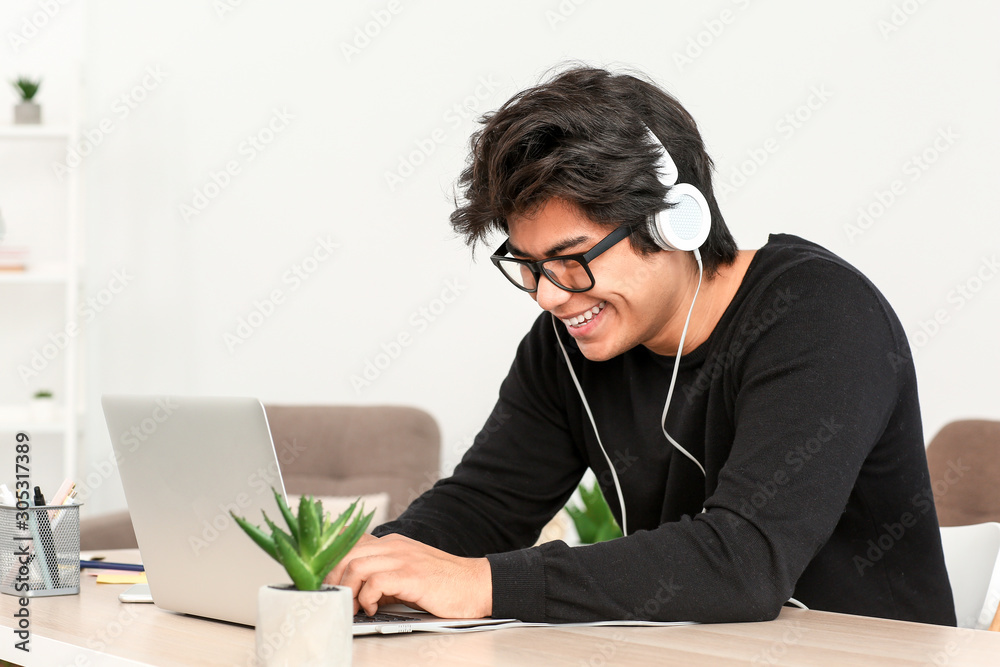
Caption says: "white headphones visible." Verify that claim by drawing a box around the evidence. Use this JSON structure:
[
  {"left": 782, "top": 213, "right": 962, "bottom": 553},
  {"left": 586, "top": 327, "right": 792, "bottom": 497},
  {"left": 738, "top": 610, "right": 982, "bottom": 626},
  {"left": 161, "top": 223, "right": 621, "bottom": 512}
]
[
  {"left": 644, "top": 127, "right": 711, "bottom": 253},
  {"left": 552, "top": 125, "right": 710, "bottom": 538}
]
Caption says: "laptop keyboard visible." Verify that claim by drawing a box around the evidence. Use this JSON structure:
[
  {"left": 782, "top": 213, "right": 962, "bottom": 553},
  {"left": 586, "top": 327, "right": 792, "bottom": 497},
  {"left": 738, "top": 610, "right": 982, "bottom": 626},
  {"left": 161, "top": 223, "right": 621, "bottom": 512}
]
[{"left": 353, "top": 611, "right": 416, "bottom": 624}]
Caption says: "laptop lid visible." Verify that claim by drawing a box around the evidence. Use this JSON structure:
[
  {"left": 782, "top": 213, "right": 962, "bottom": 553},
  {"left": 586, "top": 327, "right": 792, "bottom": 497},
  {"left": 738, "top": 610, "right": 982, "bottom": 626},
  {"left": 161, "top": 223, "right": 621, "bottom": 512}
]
[{"left": 103, "top": 394, "right": 288, "bottom": 626}]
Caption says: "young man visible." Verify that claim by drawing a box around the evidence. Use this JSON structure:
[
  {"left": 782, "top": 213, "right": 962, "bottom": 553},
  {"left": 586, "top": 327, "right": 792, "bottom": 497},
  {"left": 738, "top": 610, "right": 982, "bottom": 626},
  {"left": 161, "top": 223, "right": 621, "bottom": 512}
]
[{"left": 331, "top": 67, "right": 956, "bottom": 626}]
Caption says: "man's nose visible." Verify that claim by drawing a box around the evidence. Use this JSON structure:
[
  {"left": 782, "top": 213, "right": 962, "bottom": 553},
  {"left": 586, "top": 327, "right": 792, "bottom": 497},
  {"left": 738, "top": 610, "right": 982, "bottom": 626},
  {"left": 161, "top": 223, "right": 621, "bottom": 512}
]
[{"left": 534, "top": 274, "right": 571, "bottom": 312}]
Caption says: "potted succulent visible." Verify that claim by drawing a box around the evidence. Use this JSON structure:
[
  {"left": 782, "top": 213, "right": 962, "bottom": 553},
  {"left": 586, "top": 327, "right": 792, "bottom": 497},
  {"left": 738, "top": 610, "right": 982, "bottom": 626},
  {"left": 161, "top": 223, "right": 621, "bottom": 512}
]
[
  {"left": 231, "top": 489, "right": 372, "bottom": 667},
  {"left": 11, "top": 77, "right": 42, "bottom": 125},
  {"left": 565, "top": 480, "right": 623, "bottom": 544},
  {"left": 30, "top": 389, "right": 55, "bottom": 423}
]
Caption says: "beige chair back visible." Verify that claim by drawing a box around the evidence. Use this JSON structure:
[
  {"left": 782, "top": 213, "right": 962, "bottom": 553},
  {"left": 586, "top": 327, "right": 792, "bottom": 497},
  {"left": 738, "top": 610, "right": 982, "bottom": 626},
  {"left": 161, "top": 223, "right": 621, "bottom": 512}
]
[{"left": 926, "top": 420, "right": 1000, "bottom": 527}]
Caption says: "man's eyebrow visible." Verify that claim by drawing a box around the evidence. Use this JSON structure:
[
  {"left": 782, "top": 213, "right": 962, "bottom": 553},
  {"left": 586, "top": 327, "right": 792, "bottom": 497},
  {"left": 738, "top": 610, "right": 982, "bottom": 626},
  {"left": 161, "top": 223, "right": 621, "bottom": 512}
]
[{"left": 506, "top": 235, "right": 591, "bottom": 259}]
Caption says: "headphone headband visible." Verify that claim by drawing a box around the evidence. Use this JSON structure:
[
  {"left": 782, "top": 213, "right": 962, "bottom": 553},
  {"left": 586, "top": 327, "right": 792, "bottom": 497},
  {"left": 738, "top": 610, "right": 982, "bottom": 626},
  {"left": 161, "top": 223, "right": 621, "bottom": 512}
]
[{"left": 644, "top": 127, "right": 711, "bottom": 252}]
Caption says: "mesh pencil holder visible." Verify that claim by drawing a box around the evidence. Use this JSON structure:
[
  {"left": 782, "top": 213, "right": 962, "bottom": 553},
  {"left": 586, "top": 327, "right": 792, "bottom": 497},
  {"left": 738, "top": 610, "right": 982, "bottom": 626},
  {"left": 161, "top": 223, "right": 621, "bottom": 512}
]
[{"left": 0, "top": 504, "right": 81, "bottom": 597}]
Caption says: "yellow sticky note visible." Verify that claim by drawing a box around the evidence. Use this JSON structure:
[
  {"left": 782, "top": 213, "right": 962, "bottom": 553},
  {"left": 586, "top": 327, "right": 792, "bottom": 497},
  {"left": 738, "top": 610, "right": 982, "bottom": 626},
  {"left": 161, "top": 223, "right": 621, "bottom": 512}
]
[{"left": 96, "top": 572, "right": 147, "bottom": 585}]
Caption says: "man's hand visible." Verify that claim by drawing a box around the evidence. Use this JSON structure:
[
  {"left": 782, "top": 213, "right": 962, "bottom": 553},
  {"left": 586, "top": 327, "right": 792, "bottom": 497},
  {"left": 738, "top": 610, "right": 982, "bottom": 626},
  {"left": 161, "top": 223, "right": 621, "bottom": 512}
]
[{"left": 324, "top": 533, "right": 492, "bottom": 619}]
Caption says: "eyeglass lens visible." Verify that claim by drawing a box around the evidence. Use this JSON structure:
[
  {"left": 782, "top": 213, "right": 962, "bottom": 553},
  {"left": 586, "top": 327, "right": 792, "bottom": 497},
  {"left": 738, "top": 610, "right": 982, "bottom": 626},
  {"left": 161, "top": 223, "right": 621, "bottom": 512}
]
[{"left": 495, "top": 257, "right": 592, "bottom": 291}]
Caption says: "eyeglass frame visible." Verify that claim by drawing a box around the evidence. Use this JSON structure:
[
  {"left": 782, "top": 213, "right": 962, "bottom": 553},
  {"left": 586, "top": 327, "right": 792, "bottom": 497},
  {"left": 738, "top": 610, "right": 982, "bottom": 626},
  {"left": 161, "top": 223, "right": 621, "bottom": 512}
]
[{"left": 489, "top": 224, "right": 632, "bottom": 293}]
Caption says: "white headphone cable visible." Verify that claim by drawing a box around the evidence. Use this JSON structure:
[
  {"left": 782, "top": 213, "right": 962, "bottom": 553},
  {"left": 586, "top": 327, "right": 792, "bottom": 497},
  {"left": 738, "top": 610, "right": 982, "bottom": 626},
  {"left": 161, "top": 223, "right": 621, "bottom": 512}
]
[
  {"left": 552, "top": 314, "right": 629, "bottom": 536},
  {"left": 553, "top": 248, "right": 807, "bottom": 611},
  {"left": 551, "top": 248, "right": 708, "bottom": 536},
  {"left": 660, "top": 249, "right": 706, "bottom": 478}
]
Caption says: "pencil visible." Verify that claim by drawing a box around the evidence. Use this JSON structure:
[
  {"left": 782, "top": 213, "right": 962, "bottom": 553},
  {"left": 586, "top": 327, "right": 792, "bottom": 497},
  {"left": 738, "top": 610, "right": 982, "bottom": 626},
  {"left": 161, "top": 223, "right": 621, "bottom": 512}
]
[{"left": 80, "top": 560, "right": 145, "bottom": 572}]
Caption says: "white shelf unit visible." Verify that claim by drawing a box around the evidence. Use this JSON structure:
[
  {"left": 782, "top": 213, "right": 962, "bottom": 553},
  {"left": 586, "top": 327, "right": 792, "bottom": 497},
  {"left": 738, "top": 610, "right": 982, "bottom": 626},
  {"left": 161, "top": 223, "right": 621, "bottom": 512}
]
[{"left": 0, "top": 121, "right": 82, "bottom": 482}]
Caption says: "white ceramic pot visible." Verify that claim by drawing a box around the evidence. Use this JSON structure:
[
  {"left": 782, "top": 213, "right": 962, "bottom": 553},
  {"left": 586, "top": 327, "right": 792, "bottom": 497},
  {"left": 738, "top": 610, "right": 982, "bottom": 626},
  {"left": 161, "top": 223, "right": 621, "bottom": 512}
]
[
  {"left": 14, "top": 102, "right": 41, "bottom": 125},
  {"left": 255, "top": 584, "right": 353, "bottom": 667}
]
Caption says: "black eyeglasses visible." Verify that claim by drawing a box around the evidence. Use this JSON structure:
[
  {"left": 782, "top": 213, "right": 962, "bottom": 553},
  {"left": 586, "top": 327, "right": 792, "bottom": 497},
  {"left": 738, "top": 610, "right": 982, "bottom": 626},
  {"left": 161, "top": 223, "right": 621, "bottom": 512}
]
[{"left": 490, "top": 225, "right": 631, "bottom": 293}]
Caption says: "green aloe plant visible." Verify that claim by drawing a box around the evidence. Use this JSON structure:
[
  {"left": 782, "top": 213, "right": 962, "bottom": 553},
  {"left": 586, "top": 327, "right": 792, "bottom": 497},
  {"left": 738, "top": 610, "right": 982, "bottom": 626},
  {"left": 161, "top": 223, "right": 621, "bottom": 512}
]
[
  {"left": 231, "top": 489, "right": 373, "bottom": 591},
  {"left": 565, "top": 480, "right": 623, "bottom": 544},
  {"left": 11, "top": 77, "right": 41, "bottom": 102}
]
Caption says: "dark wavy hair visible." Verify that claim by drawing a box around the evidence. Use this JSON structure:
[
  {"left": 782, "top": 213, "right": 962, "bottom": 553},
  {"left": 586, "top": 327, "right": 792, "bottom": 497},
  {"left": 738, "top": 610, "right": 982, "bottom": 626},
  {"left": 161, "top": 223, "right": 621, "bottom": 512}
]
[{"left": 449, "top": 66, "right": 738, "bottom": 275}]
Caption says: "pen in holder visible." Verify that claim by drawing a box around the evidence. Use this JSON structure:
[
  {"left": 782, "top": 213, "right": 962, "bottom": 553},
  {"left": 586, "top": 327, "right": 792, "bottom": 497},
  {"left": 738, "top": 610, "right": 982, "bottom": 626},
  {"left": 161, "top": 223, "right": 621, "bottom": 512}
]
[{"left": 0, "top": 504, "right": 81, "bottom": 597}]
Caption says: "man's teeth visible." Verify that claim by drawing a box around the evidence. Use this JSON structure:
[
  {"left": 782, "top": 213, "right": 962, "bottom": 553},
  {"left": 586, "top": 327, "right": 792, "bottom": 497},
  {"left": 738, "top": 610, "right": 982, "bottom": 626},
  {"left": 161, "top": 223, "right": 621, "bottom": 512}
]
[{"left": 561, "top": 302, "right": 606, "bottom": 327}]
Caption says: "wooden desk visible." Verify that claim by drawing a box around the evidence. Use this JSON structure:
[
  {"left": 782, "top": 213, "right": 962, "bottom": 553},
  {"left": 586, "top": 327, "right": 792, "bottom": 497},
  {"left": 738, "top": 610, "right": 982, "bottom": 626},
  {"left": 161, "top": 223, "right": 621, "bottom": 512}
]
[{"left": 2, "top": 551, "right": 999, "bottom": 666}]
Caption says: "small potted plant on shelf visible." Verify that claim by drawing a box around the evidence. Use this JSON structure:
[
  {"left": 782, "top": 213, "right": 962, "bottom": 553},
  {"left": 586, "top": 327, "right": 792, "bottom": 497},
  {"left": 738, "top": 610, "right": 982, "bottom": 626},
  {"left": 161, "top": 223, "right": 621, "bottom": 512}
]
[
  {"left": 11, "top": 76, "right": 42, "bottom": 125},
  {"left": 231, "top": 489, "right": 372, "bottom": 667},
  {"left": 30, "top": 390, "right": 55, "bottom": 423},
  {"left": 565, "top": 480, "right": 623, "bottom": 544}
]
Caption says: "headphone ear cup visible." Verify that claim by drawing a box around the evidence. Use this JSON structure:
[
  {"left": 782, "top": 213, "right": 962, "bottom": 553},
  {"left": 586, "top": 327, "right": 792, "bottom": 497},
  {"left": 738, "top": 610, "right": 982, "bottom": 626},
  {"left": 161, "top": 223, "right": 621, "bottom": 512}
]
[{"left": 648, "top": 183, "right": 711, "bottom": 252}]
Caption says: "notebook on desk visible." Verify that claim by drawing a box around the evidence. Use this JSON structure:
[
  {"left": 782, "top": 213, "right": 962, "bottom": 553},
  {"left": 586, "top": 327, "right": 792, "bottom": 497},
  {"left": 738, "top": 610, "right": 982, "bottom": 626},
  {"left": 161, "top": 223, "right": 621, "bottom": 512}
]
[{"left": 101, "top": 394, "right": 514, "bottom": 634}]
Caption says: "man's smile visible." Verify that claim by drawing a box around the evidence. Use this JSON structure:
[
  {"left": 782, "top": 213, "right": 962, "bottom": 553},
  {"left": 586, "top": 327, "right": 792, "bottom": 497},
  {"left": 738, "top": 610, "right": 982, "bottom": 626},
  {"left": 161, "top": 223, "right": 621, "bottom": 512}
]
[{"left": 558, "top": 301, "right": 607, "bottom": 333}]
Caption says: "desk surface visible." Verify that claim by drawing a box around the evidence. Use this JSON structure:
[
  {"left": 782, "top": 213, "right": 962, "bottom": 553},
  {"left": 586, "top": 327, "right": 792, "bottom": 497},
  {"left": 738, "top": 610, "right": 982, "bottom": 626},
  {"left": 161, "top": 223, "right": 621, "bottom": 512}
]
[{"left": 1, "top": 550, "right": 999, "bottom": 666}]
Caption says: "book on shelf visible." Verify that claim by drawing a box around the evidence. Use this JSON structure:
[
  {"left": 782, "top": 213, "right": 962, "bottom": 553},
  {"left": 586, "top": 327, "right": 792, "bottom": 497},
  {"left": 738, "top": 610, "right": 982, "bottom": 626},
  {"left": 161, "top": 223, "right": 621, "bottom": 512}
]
[{"left": 0, "top": 246, "right": 29, "bottom": 272}]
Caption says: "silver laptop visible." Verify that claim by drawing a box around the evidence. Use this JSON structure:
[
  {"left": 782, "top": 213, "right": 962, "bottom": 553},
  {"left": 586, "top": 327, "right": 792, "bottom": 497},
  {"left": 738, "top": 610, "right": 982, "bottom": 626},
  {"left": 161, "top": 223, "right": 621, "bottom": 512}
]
[{"left": 102, "top": 395, "right": 513, "bottom": 634}]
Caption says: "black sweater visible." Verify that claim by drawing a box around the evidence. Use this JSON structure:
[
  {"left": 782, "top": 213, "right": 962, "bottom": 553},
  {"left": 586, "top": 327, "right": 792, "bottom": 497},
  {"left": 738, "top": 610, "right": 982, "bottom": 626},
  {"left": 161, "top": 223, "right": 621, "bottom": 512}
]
[{"left": 374, "top": 234, "right": 956, "bottom": 626}]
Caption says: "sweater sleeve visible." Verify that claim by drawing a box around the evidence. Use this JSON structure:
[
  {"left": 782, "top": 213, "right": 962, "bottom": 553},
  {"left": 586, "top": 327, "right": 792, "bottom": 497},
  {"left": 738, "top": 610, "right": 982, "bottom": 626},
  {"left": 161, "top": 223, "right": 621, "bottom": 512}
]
[
  {"left": 372, "top": 313, "right": 588, "bottom": 560},
  {"left": 487, "top": 259, "right": 910, "bottom": 623}
]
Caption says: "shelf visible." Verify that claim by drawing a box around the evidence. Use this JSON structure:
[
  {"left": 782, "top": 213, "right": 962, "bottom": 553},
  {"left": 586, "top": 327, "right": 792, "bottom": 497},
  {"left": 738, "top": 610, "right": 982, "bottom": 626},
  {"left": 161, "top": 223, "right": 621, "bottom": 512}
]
[
  {"left": 0, "top": 270, "right": 67, "bottom": 284},
  {"left": 0, "top": 406, "right": 74, "bottom": 435},
  {"left": 0, "top": 125, "right": 71, "bottom": 140},
  {"left": 0, "top": 421, "right": 67, "bottom": 435}
]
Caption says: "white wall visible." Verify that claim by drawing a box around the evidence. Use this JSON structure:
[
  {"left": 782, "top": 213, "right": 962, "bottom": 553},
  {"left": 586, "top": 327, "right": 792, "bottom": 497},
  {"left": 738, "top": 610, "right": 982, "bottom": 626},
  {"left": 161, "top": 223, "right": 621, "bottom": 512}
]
[{"left": 4, "top": 1, "right": 998, "bottom": 514}]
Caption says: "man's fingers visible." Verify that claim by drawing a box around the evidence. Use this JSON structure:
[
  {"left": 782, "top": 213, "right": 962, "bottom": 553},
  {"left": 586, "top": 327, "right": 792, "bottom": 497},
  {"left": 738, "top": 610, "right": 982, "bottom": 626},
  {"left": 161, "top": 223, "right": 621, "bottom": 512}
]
[
  {"left": 340, "top": 554, "right": 401, "bottom": 600},
  {"left": 326, "top": 533, "right": 378, "bottom": 585},
  {"left": 357, "top": 572, "right": 401, "bottom": 617},
  {"left": 343, "top": 554, "right": 423, "bottom": 616},
  {"left": 330, "top": 534, "right": 489, "bottom": 620},
  {"left": 357, "top": 574, "right": 386, "bottom": 616}
]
